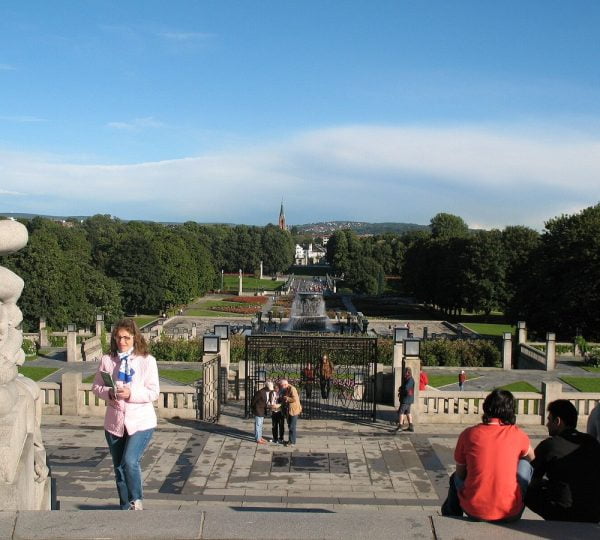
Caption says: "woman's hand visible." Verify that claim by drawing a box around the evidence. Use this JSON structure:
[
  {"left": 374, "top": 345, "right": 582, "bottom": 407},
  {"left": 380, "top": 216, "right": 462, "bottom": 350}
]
[{"left": 116, "top": 386, "right": 131, "bottom": 400}]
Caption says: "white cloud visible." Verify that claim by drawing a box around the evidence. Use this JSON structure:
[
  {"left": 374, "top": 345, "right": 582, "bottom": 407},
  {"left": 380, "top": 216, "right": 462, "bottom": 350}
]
[
  {"left": 1, "top": 123, "right": 599, "bottom": 229},
  {"left": 0, "top": 115, "right": 46, "bottom": 123},
  {"left": 0, "top": 63, "right": 15, "bottom": 71},
  {"left": 158, "top": 31, "right": 213, "bottom": 42},
  {"left": 0, "top": 189, "right": 24, "bottom": 196},
  {"left": 106, "top": 117, "right": 164, "bottom": 131}
]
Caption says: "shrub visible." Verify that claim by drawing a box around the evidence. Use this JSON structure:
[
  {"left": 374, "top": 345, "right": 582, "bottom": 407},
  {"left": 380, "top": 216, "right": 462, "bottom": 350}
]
[
  {"left": 22, "top": 338, "right": 37, "bottom": 357},
  {"left": 421, "top": 339, "right": 500, "bottom": 367},
  {"left": 150, "top": 337, "right": 203, "bottom": 362},
  {"left": 585, "top": 347, "right": 600, "bottom": 367}
]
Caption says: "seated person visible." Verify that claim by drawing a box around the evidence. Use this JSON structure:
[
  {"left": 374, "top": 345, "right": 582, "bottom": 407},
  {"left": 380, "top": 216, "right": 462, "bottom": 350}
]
[
  {"left": 526, "top": 399, "right": 600, "bottom": 522},
  {"left": 442, "top": 389, "right": 534, "bottom": 522}
]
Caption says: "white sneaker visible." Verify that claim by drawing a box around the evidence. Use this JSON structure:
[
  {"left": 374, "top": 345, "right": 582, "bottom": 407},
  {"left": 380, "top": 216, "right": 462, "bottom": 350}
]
[{"left": 129, "top": 499, "right": 143, "bottom": 510}]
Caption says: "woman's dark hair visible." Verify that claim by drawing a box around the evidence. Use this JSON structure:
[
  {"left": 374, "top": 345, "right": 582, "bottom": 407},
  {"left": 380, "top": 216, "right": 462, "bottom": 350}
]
[
  {"left": 110, "top": 318, "right": 149, "bottom": 357},
  {"left": 482, "top": 389, "right": 516, "bottom": 425}
]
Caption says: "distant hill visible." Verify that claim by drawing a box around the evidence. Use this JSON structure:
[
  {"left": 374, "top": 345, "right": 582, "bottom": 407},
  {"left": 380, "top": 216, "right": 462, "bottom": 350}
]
[{"left": 294, "top": 221, "right": 429, "bottom": 235}]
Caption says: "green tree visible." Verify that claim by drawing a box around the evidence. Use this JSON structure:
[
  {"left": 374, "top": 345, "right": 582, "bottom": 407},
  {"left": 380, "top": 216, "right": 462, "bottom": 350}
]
[{"left": 430, "top": 212, "right": 469, "bottom": 239}]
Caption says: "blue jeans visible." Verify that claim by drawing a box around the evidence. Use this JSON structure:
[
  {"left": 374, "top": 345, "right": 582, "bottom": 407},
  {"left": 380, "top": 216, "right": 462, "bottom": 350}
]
[
  {"left": 441, "top": 459, "right": 533, "bottom": 522},
  {"left": 287, "top": 415, "right": 298, "bottom": 444},
  {"left": 105, "top": 428, "right": 154, "bottom": 509},
  {"left": 254, "top": 415, "right": 265, "bottom": 441}
]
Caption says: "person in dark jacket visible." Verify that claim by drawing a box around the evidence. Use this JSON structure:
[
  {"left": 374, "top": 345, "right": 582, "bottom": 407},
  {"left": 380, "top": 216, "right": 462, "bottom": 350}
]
[
  {"left": 396, "top": 367, "right": 415, "bottom": 432},
  {"left": 526, "top": 399, "right": 600, "bottom": 522},
  {"left": 250, "top": 381, "right": 272, "bottom": 444}
]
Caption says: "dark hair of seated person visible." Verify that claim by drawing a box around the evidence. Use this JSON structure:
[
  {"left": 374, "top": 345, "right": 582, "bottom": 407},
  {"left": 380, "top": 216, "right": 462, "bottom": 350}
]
[
  {"left": 482, "top": 389, "right": 516, "bottom": 425},
  {"left": 547, "top": 399, "right": 578, "bottom": 428}
]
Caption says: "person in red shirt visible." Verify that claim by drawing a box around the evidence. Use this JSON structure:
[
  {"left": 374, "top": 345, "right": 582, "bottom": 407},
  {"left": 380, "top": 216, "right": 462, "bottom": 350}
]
[
  {"left": 441, "top": 389, "right": 535, "bottom": 522},
  {"left": 458, "top": 370, "right": 467, "bottom": 391},
  {"left": 419, "top": 370, "right": 429, "bottom": 391}
]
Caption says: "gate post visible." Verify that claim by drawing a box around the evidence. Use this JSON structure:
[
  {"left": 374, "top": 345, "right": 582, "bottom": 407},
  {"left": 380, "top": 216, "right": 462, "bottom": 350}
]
[{"left": 392, "top": 343, "right": 403, "bottom": 409}]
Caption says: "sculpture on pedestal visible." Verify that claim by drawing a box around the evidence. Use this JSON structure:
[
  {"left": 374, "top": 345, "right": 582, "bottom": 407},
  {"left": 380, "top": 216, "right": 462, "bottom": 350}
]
[{"left": 0, "top": 219, "right": 51, "bottom": 510}]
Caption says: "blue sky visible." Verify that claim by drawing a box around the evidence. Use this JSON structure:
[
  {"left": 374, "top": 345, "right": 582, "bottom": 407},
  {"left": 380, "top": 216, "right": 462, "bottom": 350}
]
[{"left": 2, "top": 1, "right": 600, "bottom": 229}]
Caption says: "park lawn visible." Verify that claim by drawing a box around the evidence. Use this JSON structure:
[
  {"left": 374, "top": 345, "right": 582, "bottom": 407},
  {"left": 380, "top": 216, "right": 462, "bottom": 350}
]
[
  {"left": 462, "top": 323, "right": 515, "bottom": 337},
  {"left": 17, "top": 366, "right": 58, "bottom": 381},
  {"left": 159, "top": 369, "right": 203, "bottom": 385},
  {"left": 499, "top": 381, "right": 539, "bottom": 393},
  {"left": 561, "top": 376, "right": 600, "bottom": 392},
  {"left": 82, "top": 374, "right": 95, "bottom": 383},
  {"left": 133, "top": 316, "right": 157, "bottom": 328},
  {"left": 583, "top": 366, "right": 600, "bottom": 373},
  {"left": 223, "top": 275, "right": 281, "bottom": 291},
  {"left": 427, "top": 374, "right": 458, "bottom": 388}
]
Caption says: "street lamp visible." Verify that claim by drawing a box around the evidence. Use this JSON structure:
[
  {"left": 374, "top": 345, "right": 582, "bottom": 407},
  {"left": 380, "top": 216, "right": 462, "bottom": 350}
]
[
  {"left": 203, "top": 335, "right": 221, "bottom": 354},
  {"left": 394, "top": 327, "right": 409, "bottom": 343},
  {"left": 403, "top": 339, "right": 421, "bottom": 357},
  {"left": 214, "top": 324, "right": 230, "bottom": 340}
]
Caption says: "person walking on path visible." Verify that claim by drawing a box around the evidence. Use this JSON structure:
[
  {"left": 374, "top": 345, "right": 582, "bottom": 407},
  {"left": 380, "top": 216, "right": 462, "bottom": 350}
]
[
  {"left": 268, "top": 381, "right": 285, "bottom": 444},
  {"left": 301, "top": 362, "right": 315, "bottom": 399},
  {"left": 280, "top": 379, "right": 302, "bottom": 446},
  {"left": 318, "top": 354, "right": 334, "bottom": 399},
  {"left": 92, "top": 318, "right": 160, "bottom": 511},
  {"left": 458, "top": 370, "right": 467, "bottom": 391},
  {"left": 441, "top": 389, "right": 534, "bottom": 522},
  {"left": 396, "top": 367, "right": 415, "bottom": 432},
  {"left": 526, "top": 399, "right": 600, "bottom": 522},
  {"left": 251, "top": 381, "right": 272, "bottom": 444},
  {"left": 419, "top": 370, "right": 429, "bottom": 391}
]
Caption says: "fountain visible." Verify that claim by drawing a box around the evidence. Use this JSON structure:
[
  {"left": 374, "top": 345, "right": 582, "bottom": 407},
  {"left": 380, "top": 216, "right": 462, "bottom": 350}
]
[{"left": 285, "top": 292, "right": 333, "bottom": 332}]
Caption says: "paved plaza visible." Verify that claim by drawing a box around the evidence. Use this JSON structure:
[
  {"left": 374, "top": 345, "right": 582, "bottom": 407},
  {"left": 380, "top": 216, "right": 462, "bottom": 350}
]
[{"left": 44, "top": 402, "right": 549, "bottom": 513}]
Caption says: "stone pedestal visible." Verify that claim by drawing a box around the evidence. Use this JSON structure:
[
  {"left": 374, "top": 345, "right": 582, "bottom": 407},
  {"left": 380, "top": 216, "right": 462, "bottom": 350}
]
[
  {"left": 517, "top": 321, "right": 527, "bottom": 344},
  {"left": 502, "top": 333, "right": 512, "bottom": 370},
  {"left": 238, "top": 269, "right": 243, "bottom": 295},
  {"left": 0, "top": 220, "right": 51, "bottom": 510},
  {"left": 219, "top": 339, "right": 231, "bottom": 371},
  {"left": 38, "top": 319, "right": 49, "bottom": 348},
  {"left": 66, "top": 329, "right": 79, "bottom": 363},
  {"left": 545, "top": 333, "right": 556, "bottom": 371}
]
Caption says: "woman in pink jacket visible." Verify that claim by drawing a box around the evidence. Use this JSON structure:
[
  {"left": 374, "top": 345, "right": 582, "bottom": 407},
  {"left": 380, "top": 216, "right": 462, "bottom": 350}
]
[{"left": 92, "top": 318, "right": 159, "bottom": 510}]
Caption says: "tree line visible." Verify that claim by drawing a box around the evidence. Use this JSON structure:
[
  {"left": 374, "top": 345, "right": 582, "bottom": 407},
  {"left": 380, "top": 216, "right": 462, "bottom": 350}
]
[
  {"left": 326, "top": 207, "right": 600, "bottom": 341},
  {"left": 2, "top": 216, "right": 294, "bottom": 331}
]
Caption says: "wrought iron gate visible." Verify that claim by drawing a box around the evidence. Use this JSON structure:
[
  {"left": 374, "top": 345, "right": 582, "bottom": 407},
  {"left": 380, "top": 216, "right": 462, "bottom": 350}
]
[
  {"left": 245, "top": 335, "right": 377, "bottom": 421},
  {"left": 196, "top": 355, "right": 221, "bottom": 422}
]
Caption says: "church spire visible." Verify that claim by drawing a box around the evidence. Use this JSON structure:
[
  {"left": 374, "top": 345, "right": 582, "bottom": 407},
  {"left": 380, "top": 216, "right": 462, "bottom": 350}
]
[{"left": 278, "top": 200, "right": 286, "bottom": 230}]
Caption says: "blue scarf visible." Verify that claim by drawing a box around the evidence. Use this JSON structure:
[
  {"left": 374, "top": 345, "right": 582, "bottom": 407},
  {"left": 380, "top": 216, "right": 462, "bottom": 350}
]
[{"left": 117, "top": 349, "right": 135, "bottom": 383}]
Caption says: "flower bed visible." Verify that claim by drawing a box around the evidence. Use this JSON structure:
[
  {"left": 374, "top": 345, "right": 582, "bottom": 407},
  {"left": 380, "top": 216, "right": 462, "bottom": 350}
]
[
  {"left": 224, "top": 295, "right": 268, "bottom": 305},
  {"left": 209, "top": 305, "right": 262, "bottom": 314}
]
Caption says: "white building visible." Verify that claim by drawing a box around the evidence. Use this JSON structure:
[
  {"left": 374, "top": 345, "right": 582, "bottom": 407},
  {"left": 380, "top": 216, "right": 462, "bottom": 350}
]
[{"left": 294, "top": 243, "right": 327, "bottom": 265}]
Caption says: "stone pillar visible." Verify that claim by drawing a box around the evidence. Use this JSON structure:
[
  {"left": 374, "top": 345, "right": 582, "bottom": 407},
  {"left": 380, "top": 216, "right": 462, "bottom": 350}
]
[
  {"left": 219, "top": 339, "right": 231, "bottom": 371},
  {"left": 541, "top": 381, "right": 562, "bottom": 424},
  {"left": 259, "top": 261, "right": 263, "bottom": 280},
  {"left": 423, "top": 327, "right": 428, "bottom": 340},
  {"left": 545, "top": 332, "right": 556, "bottom": 371},
  {"left": 392, "top": 344, "right": 403, "bottom": 408},
  {"left": 66, "top": 326, "right": 78, "bottom": 363},
  {"left": 191, "top": 324, "right": 197, "bottom": 339},
  {"left": 238, "top": 269, "right": 243, "bottom": 295},
  {"left": 517, "top": 321, "right": 527, "bottom": 344},
  {"left": 39, "top": 318, "right": 49, "bottom": 348},
  {"left": 502, "top": 332, "right": 512, "bottom": 370},
  {"left": 61, "top": 372, "right": 81, "bottom": 416},
  {"left": 95, "top": 315, "right": 104, "bottom": 337},
  {"left": 0, "top": 219, "right": 51, "bottom": 510}
]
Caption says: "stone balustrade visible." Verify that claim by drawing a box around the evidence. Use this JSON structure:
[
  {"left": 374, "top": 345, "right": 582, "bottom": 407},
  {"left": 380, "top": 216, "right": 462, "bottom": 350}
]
[{"left": 38, "top": 374, "right": 198, "bottom": 420}]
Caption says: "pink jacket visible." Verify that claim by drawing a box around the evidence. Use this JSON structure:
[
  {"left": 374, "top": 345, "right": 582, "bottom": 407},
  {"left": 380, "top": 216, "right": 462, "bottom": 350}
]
[{"left": 92, "top": 352, "right": 160, "bottom": 437}]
